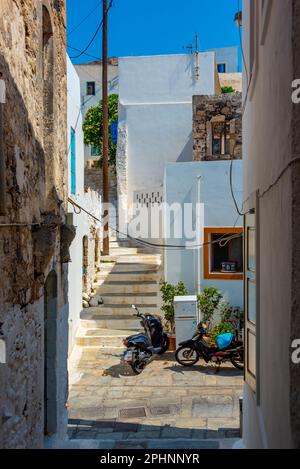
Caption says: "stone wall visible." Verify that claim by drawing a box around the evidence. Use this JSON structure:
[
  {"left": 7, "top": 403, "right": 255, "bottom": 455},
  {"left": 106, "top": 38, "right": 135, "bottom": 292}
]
[
  {"left": 193, "top": 93, "right": 242, "bottom": 161},
  {"left": 0, "top": 0, "right": 70, "bottom": 448}
]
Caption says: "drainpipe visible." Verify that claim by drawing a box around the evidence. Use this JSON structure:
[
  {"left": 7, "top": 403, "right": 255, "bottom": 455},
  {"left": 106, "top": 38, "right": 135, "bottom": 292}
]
[{"left": 196, "top": 176, "right": 202, "bottom": 297}]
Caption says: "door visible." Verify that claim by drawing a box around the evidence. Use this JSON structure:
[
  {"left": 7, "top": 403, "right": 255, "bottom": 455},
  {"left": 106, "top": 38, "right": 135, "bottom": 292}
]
[
  {"left": 244, "top": 208, "right": 258, "bottom": 393},
  {"left": 44, "top": 270, "right": 58, "bottom": 435}
]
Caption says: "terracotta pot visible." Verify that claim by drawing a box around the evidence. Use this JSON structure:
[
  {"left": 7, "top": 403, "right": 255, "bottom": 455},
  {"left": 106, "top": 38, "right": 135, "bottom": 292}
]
[{"left": 168, "top": 334, "right": 176, "bottom": 352}]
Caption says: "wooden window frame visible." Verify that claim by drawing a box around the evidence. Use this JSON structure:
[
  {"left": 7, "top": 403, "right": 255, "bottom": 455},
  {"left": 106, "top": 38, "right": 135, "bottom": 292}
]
[{"left": 204, "top": 227, "right": 244, "bottom": 280}]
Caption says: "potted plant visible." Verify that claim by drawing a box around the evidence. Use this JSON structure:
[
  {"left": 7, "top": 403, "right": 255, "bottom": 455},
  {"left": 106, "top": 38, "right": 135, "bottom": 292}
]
[
  {"left": 197, "top": 287, "right": 223, "bottom": 329},
  {"left": 160, "top": 281, "right": 188, "bottom": 351}
]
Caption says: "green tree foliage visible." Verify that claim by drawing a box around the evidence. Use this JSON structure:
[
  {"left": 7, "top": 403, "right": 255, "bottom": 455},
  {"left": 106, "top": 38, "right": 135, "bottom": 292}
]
[
  {"left": 160, "top": 281, "right": 188, "bottom": 332},
  {"left": 221, "top": 86, "right": 235, "bottom": 94},
  {"left": 197, "top": 288, "right": 223, "bottom": 323},
  {"left": 83, "top": 94, "right": 119, "bottom": 168}
]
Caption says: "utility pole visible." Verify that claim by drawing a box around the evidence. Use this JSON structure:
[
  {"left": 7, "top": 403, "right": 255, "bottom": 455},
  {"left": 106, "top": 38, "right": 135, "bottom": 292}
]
[{"left": 102, "top": 0, "right": 109, "bottom": 255}]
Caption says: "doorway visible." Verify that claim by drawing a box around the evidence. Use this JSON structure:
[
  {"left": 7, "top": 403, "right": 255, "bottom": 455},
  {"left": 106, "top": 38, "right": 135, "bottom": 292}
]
[{"left": 44, "top": 270, "right": 58, "bottom": 436}]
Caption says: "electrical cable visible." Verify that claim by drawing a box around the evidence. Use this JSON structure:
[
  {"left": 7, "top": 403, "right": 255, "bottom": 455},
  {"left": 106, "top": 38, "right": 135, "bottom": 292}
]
[
  {"left": 68, "top": 1, "right": 102, "bottom": 36},
  {"left": 68, "top": 197, "right": 242, "bottom": 251},
  {"left": 69, "top": 0, "right": 114, "bottom": 60},
  {"left": 228, "top": 1, "right": 253, "bottom": 217},
  {"left": 234, "top": 0, "right": 299, "bottom": 208},
  {"left": 67, "top": 46, "right": 101, "bottom": 62},
  {"left": 69, "top": 21, "right": 103, "bottom": 60}
]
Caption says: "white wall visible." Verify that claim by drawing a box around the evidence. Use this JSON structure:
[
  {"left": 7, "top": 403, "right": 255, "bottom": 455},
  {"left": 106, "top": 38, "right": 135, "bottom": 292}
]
[
  {"left": 119, "top": 53, "right": 216, "bottom": 105},
  {"left": 208, "top": 46, "right": 239, "bottom": 73},
  {"left": 67, "top": 57, "right": 102, "bottom": 353},
  {"left": 242, "top": 0, "right": 294, "bottom": 449},
  {"left": 117, "top": 53, "right": 219, "bottom": 226},
  {"left": 164, "top": 161, "right": 243, "bottom": 308}
]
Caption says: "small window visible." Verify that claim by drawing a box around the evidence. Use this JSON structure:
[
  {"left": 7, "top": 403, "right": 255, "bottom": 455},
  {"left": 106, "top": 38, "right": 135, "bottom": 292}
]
[
  {"left": 204, "top": 228, "right": 243, "bottom": 280},
  {"left": 212, "top": 122, "right": 231, "bottom": 156},
  {"left": 217, "top": 63, "right": 226, "bottom": 73},
  {"left": 91, "top": 146, "right": 99, "bottom": 157},
  {"left": 86, "top": 81, "right": 95, "bottom": 96}
]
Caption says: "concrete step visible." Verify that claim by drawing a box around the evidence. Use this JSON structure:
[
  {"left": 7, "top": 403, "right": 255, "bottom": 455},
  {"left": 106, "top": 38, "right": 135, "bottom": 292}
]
[
  {"left": 80, "top": 306, "right": 162, "bottom": 319},
  {"left": 75, "top": 327, "right": 135, "bottom": 348},
  {"left": 97, "top": 272, "right": 161, "bottom": 282},
  {"left": 100, "top": 255, "right": 161, "bottom": 264},
  {"left": 109, "top": 247, "right": 139, "bottom": 255},
  {"left": 100, "top": 263, "right": 161, "bottom": 273},
  {"left": 97, "top": 283, "right": 158, "bottom": 294},
  {"left": 80, "top": 317, "right": 142, "bottom": 330},
  {"left": 101, "top": 293, "right": 158, "bottom": 306}
]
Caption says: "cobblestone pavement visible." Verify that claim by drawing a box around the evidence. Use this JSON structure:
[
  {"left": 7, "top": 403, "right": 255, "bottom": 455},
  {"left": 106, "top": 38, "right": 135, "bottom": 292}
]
[{"left": 67, "top": 346, "right": 243, "bottom": 448}]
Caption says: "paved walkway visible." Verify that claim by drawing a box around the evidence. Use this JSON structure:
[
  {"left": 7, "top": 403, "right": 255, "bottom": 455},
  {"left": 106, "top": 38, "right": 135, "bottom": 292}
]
[
  {"left": 67, "top": 345, "right": 243, "bottom": 448},
  {"left": 67, "top": 238, "right": 243, "bottom": 449}
]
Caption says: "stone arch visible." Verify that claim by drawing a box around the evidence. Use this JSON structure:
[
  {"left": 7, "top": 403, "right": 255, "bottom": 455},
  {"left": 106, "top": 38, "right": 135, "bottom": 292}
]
[
  {"left": 42, "top": 5, "right": 54, "bottom": 204},
  {"left": 44, "top": 270, "right": 58, "bottom": 436}
]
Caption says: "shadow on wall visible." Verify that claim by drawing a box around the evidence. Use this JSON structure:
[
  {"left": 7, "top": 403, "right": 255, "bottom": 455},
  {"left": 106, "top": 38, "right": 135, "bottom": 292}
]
[
  {"left": 0, "top": 53, "right": 47, "bottom": 305},
  {"left": 176, "top": 132, "right": 193, "bottom": 163}
]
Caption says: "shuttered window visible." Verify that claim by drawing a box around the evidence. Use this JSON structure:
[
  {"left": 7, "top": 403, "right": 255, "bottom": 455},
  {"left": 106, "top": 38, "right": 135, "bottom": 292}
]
[{"left": 244, "top": 207, "right": 258, "bottom": 393}]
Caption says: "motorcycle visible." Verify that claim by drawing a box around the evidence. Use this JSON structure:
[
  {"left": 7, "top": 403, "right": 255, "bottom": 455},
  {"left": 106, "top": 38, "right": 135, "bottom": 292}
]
[
  {"left": 175, "top": 322, "right": 244, "bottom": 370},
  {"left": 122, "top": 305, "right": 170, "bottom": 374}
]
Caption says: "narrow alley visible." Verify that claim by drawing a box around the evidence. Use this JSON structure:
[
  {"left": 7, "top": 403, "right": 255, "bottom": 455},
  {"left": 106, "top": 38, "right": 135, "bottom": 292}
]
[
  {"left": 67, "top": 237, "right": 243, "bottom": 449},
  {"left": 1, "top": 0, "right": 300, "bottom": 457}
]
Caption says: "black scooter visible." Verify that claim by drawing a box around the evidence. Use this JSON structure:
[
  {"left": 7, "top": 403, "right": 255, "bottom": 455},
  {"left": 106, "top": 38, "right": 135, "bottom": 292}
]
[
  {"left": 122, "top": 305, "right": 170, "bottom": 374},
  {"left": 175, "top": 322, "right": 244, "bottom": 370}
]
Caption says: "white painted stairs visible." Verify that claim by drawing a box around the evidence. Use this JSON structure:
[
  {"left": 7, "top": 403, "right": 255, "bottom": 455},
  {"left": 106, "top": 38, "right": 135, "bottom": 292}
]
[{"left": 76, "top": 236, "right": 163, "bottom": 349}]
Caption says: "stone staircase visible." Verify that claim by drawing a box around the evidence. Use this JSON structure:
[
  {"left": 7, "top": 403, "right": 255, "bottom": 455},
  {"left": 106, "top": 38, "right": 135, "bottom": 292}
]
[
  {"left": 68, "top": 236, "right": 243, "bottom": 450},
  {"left": 76, "top": 235, "right": 163, "bottom": 348}
]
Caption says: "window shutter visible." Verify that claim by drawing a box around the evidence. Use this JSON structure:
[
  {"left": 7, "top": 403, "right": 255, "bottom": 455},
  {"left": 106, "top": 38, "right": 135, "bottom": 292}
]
[{"left": 244, "top": 209, "right": 258, "bottom": 393}]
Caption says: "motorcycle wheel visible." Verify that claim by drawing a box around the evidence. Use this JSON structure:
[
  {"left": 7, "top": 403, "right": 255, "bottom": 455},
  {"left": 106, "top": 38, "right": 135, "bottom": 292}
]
[
  {"left": 131, "top": 359, "right": 146, "bottom": 375},
  {"left": 230, "top": 351, "right": 244, "bottom": 370},
  {"left": 175, "top": 346, "right": 200, "bottom": 366},
  {"left": 157, "top": 333, "right": 170, "bottom": 355}
]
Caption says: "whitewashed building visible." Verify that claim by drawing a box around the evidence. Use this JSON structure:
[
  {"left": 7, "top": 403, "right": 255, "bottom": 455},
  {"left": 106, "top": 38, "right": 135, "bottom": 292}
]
[
  {"left": 116, "top": 53, "right": 221, "bottom": 237},
  {"left": 74, "top": 59, "right": 119, "bottom": 165},
  {"left": 67, "top": 57, "right": 102, "bottom": 353},
  {"left": 241, "top": 0, "right": 300, "bottom": 450},
  {"left": 164, "top": 160, "right": 243, "bottom": 308}
]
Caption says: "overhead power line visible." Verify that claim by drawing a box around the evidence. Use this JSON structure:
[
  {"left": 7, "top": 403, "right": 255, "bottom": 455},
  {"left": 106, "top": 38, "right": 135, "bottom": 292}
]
[
  {"left": 67, "top": 45, "right": 101, "bottom": 62},
  {"left": 68, "top": 0, "right": 114, "bottom": 60},
  {"left": 68, "top": 197, "right": 242, "bottom": 251},
  {"left": 68, "top": 1, "right": 102, "bottom": 36}
]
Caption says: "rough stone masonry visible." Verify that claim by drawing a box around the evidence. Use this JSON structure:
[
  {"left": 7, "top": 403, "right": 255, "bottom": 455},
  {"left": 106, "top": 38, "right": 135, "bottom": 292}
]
[
  {"left": 193, "top": 93, "right": 242, "bottom": 162},
  {"left": 0, "top": 0, "right": 74, "bottom": 449}
]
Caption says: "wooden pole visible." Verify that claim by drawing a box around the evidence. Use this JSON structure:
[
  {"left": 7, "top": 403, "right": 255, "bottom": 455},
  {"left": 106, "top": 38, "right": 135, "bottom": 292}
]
[{"left": 102, "top": 0, "right": 109, "bottom": 255}]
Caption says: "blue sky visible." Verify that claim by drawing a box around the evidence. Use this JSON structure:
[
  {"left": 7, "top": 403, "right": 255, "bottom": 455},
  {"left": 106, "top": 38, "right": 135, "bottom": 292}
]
[{"left": 66, "top": 0, "right": 241, "bottom": 67}]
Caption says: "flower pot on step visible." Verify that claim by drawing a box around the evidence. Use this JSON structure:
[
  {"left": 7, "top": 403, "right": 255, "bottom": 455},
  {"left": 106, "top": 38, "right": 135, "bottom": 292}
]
[{"left": 168, "top": 334, "right": 176, "bottom": 352}]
